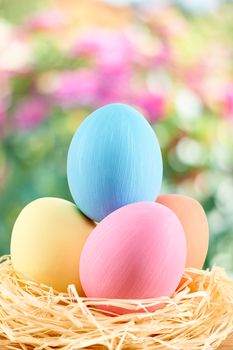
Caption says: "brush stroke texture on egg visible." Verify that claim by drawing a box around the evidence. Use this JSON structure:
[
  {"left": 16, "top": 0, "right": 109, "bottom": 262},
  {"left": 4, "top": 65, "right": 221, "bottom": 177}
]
[
  {"left": 157, "top": 194, "right": 209, "bottom": 270},
  {"left": 11, "top": 197, "right": 95, "bottom": 294},
  {"left": 67, "top": 103, "right": 163, "bottom": 222},
  {"left": 80, "top": 201, "right": 186, "bottom": 313}
]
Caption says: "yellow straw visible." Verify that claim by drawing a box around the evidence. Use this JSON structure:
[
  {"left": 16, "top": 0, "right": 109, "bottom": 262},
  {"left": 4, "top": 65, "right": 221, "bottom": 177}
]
[{"left": 0, "top": 256, "right": 233, "bottom": 350}]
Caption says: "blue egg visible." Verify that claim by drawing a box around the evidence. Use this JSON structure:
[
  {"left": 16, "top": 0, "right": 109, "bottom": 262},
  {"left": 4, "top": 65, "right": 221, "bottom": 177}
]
[{"left": 67, "top": 103, "right": 163, "bottom": 222}]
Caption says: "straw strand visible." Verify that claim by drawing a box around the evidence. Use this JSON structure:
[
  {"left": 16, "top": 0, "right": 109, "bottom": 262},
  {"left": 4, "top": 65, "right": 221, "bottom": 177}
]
[{"left": 0, "top": 256, "right": 233, "bottom": 350}]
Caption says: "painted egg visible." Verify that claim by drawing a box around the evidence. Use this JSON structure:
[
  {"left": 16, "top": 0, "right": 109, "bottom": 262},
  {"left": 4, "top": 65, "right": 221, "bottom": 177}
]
[
  {"left": 11, "top": 197, "right": 95, "bottom": 294},
  {"left": 67, "top": 103, "right": 163, "bottom": 222},
  {"left": 80, "top": 202, "right": 186, "bottom": 314},
  {"left": 157, "top": 194, "right": 209, "bottom": 270}
]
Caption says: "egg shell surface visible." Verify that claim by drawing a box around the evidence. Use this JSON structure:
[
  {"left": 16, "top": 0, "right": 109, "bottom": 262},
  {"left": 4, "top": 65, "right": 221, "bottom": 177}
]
[
  {"left": 11, "top": 197, "right": 96, "bottom": 294},
  {"left": 157, "top": 194, "right": 209, "bottom": 270},
  {"left": 67, "top": 103, "right": 163, "bottom": 222},
  {"left": 80, "top": 201, "right": 186, "bottom": 313}
]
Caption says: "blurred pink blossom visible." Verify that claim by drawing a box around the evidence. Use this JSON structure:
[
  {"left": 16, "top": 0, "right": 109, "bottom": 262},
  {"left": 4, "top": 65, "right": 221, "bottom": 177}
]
[
  {"left": 52, "top": 67, "right": 131, "bottom": 108},
  {"left": 71, "top": 30, "right": 135, "bottom": 68},
  {"left": 154, "top": 43, "right": 172, "bottom": 66},
  {"left": 52, "top": 70, "right": 100, "bottom": 107},
  {"left": 26, "top": 10, "right": 66, "bottom": 31},
  {"left": 14, "top": 96, "right": 49, "bottom": 129},
  {"left": 51, "top": 67, "right": 166, "bottom": 121},
  {"left": 224, "top": 85, "right": 233, "bottom": 122},
  {"left": 134, "top": 42, "right": 172, "bottom": 69},
  {"left": 95, "top": 65, "right": 131, "bottom": 105},
  {"left": 0, "top": 102, "right": 6, "bottom": 133},
  {"left": 131, "top": 92, "right": 166, "bottom": 123},
  {"left": 184, "top": 63, "right": 208, "bottom": 99}
]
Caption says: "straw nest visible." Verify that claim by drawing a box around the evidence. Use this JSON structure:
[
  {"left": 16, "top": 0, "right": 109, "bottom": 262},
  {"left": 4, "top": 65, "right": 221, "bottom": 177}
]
[{"left": 0, "top": 256, "right": 233, "bottom": 350}]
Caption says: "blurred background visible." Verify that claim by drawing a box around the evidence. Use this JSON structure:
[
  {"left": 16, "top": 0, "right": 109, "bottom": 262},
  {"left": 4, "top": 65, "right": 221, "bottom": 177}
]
[{"left": 0, "top": 0, "right": 233, "bottom": 274}]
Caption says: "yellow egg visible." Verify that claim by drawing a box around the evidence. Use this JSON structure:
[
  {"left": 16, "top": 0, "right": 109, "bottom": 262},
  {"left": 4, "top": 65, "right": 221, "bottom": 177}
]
[{"left": 10, "top": 197, "right": 95, "bottom": 294}]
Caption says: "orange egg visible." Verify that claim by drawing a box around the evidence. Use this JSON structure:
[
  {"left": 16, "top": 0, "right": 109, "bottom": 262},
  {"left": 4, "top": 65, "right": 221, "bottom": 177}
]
[{"left": 157, "top": 194, "right": 209, "bottom": 271}]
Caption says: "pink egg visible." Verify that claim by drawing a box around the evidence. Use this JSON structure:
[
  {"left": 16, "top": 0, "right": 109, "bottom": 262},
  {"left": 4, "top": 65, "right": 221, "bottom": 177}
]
[{"left": 80, "top": 202, "right": 186, "bottom": 314}]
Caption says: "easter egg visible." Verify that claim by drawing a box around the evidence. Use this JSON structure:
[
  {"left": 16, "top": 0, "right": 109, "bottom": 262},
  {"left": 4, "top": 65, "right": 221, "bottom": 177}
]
[
  {"left": 67, "top": 103, "right": 163, "bottom": 222},
  {"left": 80, "top": 202, "right": 186, "bottom": 314},
  {"left": 11, "top": 197, "right": 95, "bottom": 294},
  {"left": 157, "top": 194, "right": 209, "bottom": 270}
]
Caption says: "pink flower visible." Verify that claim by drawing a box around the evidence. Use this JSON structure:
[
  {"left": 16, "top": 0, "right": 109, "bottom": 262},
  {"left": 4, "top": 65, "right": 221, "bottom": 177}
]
[
  {"left": 95, "top": 64, "right": 131, "bottom": 105},
  {"left": 224, "top": 85, "right": 233, "bottom": 122},
  {"left": 154, "top": 43, "right": 172, "bottom": 66},
  {"left": 132, "top": 42, "right": 173, "bottom": 69},
  {"left": 184, "top": 64, "right": 207, "bottom": 100},
  {"left": 71, "top": 30, "right": 135, "bottom": 68},
  {"left": 52, "top": 67, "right": 131, "bottom": 108},
  {"left": 52, "top": 70, "right": 100, "bottom": 108},
  {"left": 14, "top": 96, "right": 49, "bottom": 129},
  {"left": 26, "top": 10, "right": 66, "bottom": 31},
  {"left": 131, "top": 92, "right": 166, "bottom": 123},
  {"left": 0, "top": 102, "right": 6, "bottom": 133}
]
